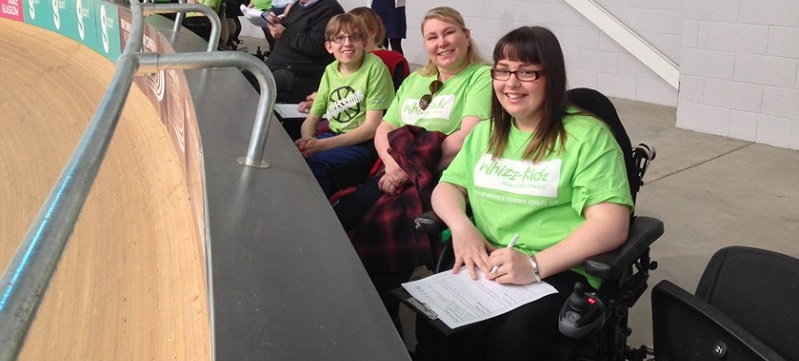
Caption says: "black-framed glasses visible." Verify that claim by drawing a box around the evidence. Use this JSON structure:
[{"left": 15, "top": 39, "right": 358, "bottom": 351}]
[
  {"left": 490, "top": 68, "right": 545, "bottom": 82},
  {"left": 419, "top": 80, "right": 443, "bottom": 110},
  {"left": 330, "top": 34, "right": 363, "bottom": 44}
]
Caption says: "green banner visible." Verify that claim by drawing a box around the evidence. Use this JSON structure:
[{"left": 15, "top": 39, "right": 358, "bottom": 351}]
[
  {"left": 23, "top": 0, "right": 57, "bottom": 31},
  {"left": 50, "top": 0, "right": 79, "bottom": 40},
  {"left": 72, "top": 0, "right": 101, "bottom": 57},
  {"left": 93, "top": 0, "right": 121, "bottom": 62}
]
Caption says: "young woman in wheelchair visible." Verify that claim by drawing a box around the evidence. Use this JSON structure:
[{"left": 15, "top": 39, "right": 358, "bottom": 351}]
[{"left": 414, "top": 26, "right": 634, "bottom": 361}]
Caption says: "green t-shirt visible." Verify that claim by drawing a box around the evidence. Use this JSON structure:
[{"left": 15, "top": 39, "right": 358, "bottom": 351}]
[
  {"left": 383, "top": 63, "right": 492, "bottom": 135},
  {"left": 440, "top": 111, "right": 634, "bottom": 288},
  {"left": 188, "top": 0, "right": 222, "bottom": 16},
  {"left": 310, "top": 52, "right": 395, "bottom": 134},
  {"left": 252, "top": 0, "right": 273, "bottom": 10}
]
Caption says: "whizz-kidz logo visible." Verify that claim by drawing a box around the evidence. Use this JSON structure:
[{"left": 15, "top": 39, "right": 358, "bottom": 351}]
[
  {"left": 473, "top": 154, "right": 561, "bottom": 197},
  {"left": 399, "top": 95, "right": 454, "bottom": 126}
]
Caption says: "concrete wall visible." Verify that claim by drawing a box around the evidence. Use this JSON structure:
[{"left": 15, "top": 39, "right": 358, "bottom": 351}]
[
  {"left": 341, "top": 0, "right": 680, "bottom": 106},
  {"left": 335, "top": 0, "right": 799, "bottom": 150},
  {"left": 678, "top": 0, "right": 799, "bottom": 150}
]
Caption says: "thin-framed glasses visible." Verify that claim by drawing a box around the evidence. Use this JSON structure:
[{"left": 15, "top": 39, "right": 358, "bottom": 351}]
[
  {"left": 331, "top": 34, "right": 363, "bottom": 44},
  {"left": 490, "top": 68, "right": 545, "bottom": 82},
  {"left": 419, "top": 80, "right": 443, "bottom": 110}
]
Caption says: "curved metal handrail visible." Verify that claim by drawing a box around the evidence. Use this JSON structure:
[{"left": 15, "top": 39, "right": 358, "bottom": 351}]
[
  {"left": 138, "top": 0, "right": 187, "bottom": 33},
  {"left": 136, "top": 51, "right": 277, "bottom": 167},
  {"left": 141, "top": 2, "right": 219, "bottom": 53},
  {"left": 0, "top": 2, "right": 276, "bottom": 360}
]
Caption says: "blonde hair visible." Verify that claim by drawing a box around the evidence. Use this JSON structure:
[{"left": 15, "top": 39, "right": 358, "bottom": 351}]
[
  {"left": 419, "top": 7, "right": 487, "bottom": 76},
  {"left": 348, "top": 7, "right": 385, "bottom": 49}
]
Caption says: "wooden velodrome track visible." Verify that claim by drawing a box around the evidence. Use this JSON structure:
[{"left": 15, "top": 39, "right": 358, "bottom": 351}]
[{"left": 0, "top": 18, "right": 210, "bottom": 360}]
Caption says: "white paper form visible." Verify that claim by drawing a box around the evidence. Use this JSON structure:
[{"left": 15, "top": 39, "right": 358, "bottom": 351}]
[
  {"left": 273, "top": 104, "right": 308, "bottom": 119},
  {"left": 402, "top": 268, "right": 558, "bottom": 329},
  {"left": 240, "top": 5, "right": 272, "bottom": 27}
]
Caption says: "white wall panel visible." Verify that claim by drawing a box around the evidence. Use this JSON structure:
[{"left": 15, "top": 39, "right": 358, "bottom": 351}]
[
  {"left": 755, "top": 114, "right": 793, "bottom": 148},
  {"left": 729, "top": 110, "right": 758, "bottom": 141},
  {"left": 335, "top": 0, "right": 798, "bottom": 149}
]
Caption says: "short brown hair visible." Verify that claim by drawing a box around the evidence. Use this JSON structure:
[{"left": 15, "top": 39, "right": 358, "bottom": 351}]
[{"left": 325, "top": 13, "right": 369, "bottom": 42}]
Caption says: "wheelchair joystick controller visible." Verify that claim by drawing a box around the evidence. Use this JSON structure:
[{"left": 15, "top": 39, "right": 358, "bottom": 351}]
[{"left": 558, "top": 282, "right": 606, "bottom": 339}]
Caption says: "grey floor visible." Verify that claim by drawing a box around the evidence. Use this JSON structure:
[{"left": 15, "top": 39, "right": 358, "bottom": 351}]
[
  {"left": 611, "top": 97, "right": 799, "bottom": 348},
  {"left": 237, "top": 35, "right": 270, "bottom": 54},
  {"left": 239, "top": 34, "right": 799, "bottom": 352}
]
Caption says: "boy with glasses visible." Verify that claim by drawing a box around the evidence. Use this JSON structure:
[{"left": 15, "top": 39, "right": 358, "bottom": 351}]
[{"left": 295, "top": 14, "right": 395, "bottom": 197}]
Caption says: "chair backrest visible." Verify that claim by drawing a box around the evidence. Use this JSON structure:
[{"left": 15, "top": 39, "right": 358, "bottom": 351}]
[
  {"left": 372, "top": 49, "right": 410, "bottom": 91},
  {"left": 566, "top": 88, "right": 640, "bottom": 203},
  {"left": 694, "top": 246, "right": 799, "bottom": 361},
  {"left": 652, "top": 280, "right": 787, "bottom": 361}
]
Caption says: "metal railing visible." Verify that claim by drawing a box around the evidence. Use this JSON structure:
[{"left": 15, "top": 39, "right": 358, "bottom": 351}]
[{"left": 0, "top": 2, "right": 276, "bottom": 360}]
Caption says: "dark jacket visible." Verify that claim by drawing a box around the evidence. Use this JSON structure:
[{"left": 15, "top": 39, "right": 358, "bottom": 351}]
[{"left": 265, "top": 0, "right": 344, "bottom": 74}]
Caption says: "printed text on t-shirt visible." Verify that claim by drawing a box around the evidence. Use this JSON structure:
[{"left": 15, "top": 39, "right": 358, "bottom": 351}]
[{"left": 473, "top": 154, "right": 561, "bottom": 197}]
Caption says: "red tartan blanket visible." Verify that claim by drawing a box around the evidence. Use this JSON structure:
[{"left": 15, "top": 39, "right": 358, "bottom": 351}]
[{"left": 348, "top": 125, "right": 447, "bottom": 272}]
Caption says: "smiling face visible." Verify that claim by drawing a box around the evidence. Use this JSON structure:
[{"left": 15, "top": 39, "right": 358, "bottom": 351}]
[
  {"left": 325, "top": 31, "right": 366, "bottom": 70},
  {"left": 324, "top": 14, "right": 369, "bottom": 72},
  {"left": 493, "top": 59, "right": 547, "bottom": 129},
  {"left": 422, "top": 18, "right": 471, "bottom": 75}
]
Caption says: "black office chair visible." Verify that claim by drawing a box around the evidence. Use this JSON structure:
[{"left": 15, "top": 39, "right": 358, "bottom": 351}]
[
  {"left": 652, "top": 246, "right": 799, "bottom": 361},
  {"left": 413, "top": 88, "right": 664, "bottom": 361}
]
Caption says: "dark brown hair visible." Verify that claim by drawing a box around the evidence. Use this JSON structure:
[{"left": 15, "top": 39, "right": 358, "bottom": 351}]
[{"left": 488, "top": 26, "right": 568, "bottom": 162}]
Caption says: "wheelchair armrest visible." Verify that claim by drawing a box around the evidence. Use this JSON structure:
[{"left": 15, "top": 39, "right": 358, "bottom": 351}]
[
  {"left": 584, "top": 216, "right": 664, "bottom": 280},
  {"left": 416, "top": 211, "right": 664, "bottom": 281},
  {"left": 652, "top": 280, "right": 786, "bottom": 361},
  {"left": 415, "top": 210, "right": 448, "bottom": 233}
]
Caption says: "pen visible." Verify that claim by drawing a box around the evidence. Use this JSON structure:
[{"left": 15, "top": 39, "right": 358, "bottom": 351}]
[{"left": 490, "top": 233, "right": 519, "bottom": 275}]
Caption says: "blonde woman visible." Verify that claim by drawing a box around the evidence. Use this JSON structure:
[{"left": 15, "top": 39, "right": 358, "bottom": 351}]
[
  {"left": 375, "top": 6, "right": 491, "bottom": 195},
  {"left": 335, "top": 6, "right": 493, "bottom": 333}
]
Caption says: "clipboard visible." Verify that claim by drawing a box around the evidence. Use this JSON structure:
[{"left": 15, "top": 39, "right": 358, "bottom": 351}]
[
  {"left": 391, "top": 287, "right": 474, "bottom": 336},
  {"left": 392, "top": 268, "right": 558, "bottom": 335},
  {"left": 272, "top": 104, "right": 306, "bottom": 141}
]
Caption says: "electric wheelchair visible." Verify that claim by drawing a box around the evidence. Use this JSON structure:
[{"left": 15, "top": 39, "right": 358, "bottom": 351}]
[
  {"left": 406, "top": 87, "right": 799, "bottom": 361},
  {"left": 412, "top": 88, "right": 799, "bottom": 361},
  {"left": 412, "top": 87, "right": 663, "bottom": 361}
]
